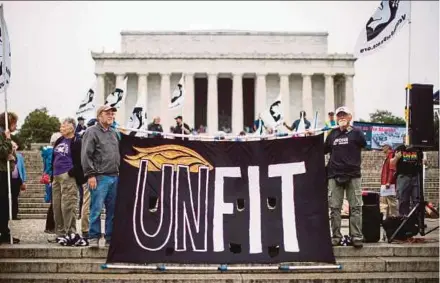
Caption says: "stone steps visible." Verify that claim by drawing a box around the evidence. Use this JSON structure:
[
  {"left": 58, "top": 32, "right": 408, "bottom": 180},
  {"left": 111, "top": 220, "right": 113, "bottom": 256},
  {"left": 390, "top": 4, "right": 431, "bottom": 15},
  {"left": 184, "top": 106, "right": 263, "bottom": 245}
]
[
  {"left": 0, "top": 272, "right": 437, "bottom": 283},
  {"left": 0, "top": 244, "right": 437, "bottom": 282},
  {"left": 0, "top": 257, "right": 437, "bottom": 274}
]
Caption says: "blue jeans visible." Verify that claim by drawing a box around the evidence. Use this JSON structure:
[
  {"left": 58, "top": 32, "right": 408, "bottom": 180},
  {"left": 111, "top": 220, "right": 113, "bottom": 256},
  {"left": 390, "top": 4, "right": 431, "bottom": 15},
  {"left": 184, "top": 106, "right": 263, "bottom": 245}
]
[{"left": 88, "top": 175, "right": 118, "bottom": 240}]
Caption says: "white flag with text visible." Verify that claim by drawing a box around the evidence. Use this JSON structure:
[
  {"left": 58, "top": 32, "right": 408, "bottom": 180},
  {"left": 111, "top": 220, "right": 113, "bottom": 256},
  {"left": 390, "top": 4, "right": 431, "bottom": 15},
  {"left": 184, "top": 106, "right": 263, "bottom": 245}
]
[
  {"left": 0, "top": 4, "right": 11, "bottom": 92},
  {"left": 354, "top": 0, "right": 410, "bottom": 58},
  {"left": 126, "top": 99, "right": 148, "bottom": 137},
  {"left": 169, "top": 75, "right": 185, "bottom": 109},
  {"left": 76, "top": 87, "right": 96, "bottom": 121},
  {"left": 260, "top": 95, "right": 284, "bottom": 128},
  {"left": 105, "top": 77, "right": 127, "bottom": 109}
]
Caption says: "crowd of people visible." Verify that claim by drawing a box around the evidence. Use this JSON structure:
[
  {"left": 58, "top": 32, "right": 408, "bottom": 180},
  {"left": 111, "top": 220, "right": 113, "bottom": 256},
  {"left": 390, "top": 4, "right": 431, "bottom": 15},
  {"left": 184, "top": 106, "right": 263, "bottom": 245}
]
[{"left": 0, "top": 104, "right": 425, "bottom": 248}]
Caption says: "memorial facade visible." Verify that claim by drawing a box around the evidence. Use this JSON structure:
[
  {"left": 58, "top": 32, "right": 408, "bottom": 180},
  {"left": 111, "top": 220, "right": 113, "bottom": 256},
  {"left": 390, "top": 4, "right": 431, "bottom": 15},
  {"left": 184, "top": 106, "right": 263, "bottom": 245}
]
[{"left": 92, "top": 30, "right": 356, "bottom": 134}]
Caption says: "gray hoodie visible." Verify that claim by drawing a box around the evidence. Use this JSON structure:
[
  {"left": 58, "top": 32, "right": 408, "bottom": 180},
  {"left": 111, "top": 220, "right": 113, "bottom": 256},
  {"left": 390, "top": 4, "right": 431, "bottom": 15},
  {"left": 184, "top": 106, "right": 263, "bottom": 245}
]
[{"left": 81, "top": 123, "right": 120, "bottom": 178}]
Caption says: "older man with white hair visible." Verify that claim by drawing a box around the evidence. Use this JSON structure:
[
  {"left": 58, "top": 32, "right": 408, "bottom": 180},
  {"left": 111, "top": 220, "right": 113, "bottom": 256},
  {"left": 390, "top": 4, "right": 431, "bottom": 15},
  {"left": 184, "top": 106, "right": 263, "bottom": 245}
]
[{"left": 325, "top": 106, "right": 367, "bottom": 248}]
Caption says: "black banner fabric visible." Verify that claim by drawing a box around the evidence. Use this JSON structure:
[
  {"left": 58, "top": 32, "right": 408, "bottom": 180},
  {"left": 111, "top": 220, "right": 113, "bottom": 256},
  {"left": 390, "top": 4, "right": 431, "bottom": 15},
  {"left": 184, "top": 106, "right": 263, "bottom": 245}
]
[{"left": 107, "top": 134, "right": 335, "bottom": 264}]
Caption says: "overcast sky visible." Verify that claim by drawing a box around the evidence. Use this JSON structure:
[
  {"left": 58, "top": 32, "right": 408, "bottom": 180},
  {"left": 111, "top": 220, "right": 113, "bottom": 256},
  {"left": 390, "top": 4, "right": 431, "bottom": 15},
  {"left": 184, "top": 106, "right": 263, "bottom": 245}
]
[{"left": 1, "top": 1, "right": 439, "bottom": 126}]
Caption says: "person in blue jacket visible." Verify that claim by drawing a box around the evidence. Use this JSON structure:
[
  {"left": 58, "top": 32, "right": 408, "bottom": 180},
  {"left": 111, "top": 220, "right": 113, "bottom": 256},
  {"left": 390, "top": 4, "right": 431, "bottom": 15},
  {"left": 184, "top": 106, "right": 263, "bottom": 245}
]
[{"left": 11, "top": 141, "right": 27, "bottom": 220}]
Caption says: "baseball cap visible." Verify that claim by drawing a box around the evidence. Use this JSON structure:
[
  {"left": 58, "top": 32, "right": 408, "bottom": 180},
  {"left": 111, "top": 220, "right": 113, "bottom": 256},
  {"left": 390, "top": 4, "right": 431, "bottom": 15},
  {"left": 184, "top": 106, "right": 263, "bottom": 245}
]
[
  {"left": 328, "top": 111, "right": 335, "bottom": 115},
  {"left": 96, "top": 105, "right": 117, "bottom": 117},
  {"left": 175, "top": 115, "right": 183, "bottom": 120},
  {"left": 335, "top": 106, "right": 351, "bottom": 115}
]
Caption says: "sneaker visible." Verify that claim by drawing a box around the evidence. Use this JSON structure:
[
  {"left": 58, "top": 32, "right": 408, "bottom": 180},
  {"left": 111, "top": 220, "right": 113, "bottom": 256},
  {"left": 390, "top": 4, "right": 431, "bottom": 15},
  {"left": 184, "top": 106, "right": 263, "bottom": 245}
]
[
  {"left": 352, "top": 239, "right": 363, "bottom": 249},
  {"left": 82, "top": 232, "right": 89, "bottom": 239},
  {"left": 331, "top": 238, "right": 341, "bottom": 246},
  {"left": 88, "top": 238, "right": 99, "bottom": 248}
]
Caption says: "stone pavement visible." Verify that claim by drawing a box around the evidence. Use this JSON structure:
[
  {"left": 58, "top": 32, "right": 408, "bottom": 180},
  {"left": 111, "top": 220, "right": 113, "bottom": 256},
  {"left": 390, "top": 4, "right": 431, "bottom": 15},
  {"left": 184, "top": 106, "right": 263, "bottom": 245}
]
[{"left": 6, "top": 218, "right": 439, "bottom": 244}]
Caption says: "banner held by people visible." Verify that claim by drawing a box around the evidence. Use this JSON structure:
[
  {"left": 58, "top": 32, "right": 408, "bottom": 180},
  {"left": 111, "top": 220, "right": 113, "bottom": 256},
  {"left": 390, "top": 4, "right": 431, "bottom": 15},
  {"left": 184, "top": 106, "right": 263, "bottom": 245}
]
[
  {"left": 107, "top": 134, "right": 334, "bottom": 264},
  {"left": 76, "top": 87, "right": 96, "bottom": 122},
  {"left": 169, "top": 75, "right": 185, "bottom": 110},
  {"left": 354, "top": 0, "right": 410, "bottom": 58}
]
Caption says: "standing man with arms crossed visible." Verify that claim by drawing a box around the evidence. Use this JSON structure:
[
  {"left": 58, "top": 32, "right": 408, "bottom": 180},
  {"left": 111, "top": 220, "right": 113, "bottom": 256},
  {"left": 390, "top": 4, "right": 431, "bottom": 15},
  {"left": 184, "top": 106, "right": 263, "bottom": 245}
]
[
  {"left": 81, "top": 105, "right": 120, "bottom": 248},
  {"left": 325, "top": 107, "right": 367, "bottom": 248}
]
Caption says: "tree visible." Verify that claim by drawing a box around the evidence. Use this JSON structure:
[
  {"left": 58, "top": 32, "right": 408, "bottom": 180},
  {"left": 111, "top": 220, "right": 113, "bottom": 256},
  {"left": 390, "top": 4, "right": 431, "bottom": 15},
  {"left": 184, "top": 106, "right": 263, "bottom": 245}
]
[
  {"left": 17, "top": 108, "right": 60, "bottom": 147},
  {"left": 369, "top": 110, "right": 405, "bottom": 125}
]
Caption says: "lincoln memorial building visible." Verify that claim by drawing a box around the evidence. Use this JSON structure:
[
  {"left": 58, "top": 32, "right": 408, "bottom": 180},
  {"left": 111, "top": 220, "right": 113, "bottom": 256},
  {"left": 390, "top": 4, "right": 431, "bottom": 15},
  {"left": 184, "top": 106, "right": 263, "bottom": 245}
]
[{"left": 91, "top": 30, "right": 356, "bottom": 134}]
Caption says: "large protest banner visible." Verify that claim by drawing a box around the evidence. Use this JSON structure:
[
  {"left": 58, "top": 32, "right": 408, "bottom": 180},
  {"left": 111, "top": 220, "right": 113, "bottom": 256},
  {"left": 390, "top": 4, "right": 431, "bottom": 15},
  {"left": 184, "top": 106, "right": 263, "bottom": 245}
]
[
  {"left": 354, "top": 121, "right": 405, "bottom": 150},
  {"left": 107, "top": 134, "right": 334, "bottom": 264}
]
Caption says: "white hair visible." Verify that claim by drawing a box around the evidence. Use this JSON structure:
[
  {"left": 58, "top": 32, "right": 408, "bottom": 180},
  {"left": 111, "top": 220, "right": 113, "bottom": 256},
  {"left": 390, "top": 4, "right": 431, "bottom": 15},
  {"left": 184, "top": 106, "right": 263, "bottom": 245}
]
[{"left": 49, "top": 132, "right": 62, "bottom": 146}]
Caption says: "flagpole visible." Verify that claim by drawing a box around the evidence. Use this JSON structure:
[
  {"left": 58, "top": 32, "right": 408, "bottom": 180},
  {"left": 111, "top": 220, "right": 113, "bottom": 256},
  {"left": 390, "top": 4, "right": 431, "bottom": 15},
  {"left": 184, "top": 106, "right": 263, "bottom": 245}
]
[
  {"left": 405, "top": 1, "right": 412, "bottom": 146},
  {"left": 1, "top": 4, "right": 13, "bottom": 245},
  {"left": 181, "top": 75, "right": 185, "bottom": 139}
]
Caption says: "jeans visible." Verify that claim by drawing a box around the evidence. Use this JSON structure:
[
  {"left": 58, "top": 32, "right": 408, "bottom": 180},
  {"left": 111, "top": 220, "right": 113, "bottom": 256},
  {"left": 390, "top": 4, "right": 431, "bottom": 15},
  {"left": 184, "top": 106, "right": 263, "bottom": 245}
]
[
  {"left": 88, "top": 175, "right": 118, "bottom": 240},
  {"left": 328, "top": 177, "right": 363, "bottom": 241},
  {"left": 396, "top": 174, "right": 419, "bottom": 216}
]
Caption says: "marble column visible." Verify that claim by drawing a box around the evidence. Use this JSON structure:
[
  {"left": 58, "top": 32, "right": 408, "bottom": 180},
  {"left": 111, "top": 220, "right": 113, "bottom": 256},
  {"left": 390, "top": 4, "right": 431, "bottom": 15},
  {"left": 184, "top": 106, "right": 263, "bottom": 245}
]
[
  {"left": 345, "top": 74, "right": 355, "bottom": 117},
  {"left": 160, "top": 73, "right": 171, "bottom": 131},
  {"left": 255, "top": 73, "right": 267, "bottom": 117},
  {"left": 115, "top": 73, "right": 127, "bottom": 125},
  {"left": 279, "top": 73, "right": 290, "bottom": 124},
  {"left": 207, "top": 73, "right": 218, "bottom": 134},
  {"left": 137, "top": 73, "right": 148, "bottom": 106},
  {"left": 95, "top": 73, "right": 105, "bottom": 106},
  {"left": 232, "top": 73, "right": 244, "bottom": 134},
  {"left": 302, "top": 73, "right": 313, "bottom": 117},
  {"left": 324, "top": 73, "right": 335, "bottom": 113},
  {"left": 183, "top": 73, "right": 195, "bottom": 129}
]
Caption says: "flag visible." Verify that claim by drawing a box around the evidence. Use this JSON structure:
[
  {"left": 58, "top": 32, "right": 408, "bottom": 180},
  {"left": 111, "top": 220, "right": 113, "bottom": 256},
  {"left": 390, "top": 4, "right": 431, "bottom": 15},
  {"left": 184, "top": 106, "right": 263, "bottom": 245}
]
[
  {"left": 296, "top": 112, "right": 306, "bottom": 136},
  {"left": 126, "top": 99, "right": 148, "bottom": 137},
  {"left": 76, "top": 87, "right": 96, "bottom": 121},
  {"left": 105, "top": 77, "right": 127, "bottom": 109},
  {"left": 0, "top": 4, "right": 11, "bottom": 92},
  {"left": 169, "top": 75, "right": 185, "bottom": 109},
  {"left": 260, "top": 95, "right": 284, "bottom": 129},
  {"left": 354, "top": 0, "right": 410, "bottom": 57},
  {"left": 254, "top": 118, "right": 264, "bottom": 136}
]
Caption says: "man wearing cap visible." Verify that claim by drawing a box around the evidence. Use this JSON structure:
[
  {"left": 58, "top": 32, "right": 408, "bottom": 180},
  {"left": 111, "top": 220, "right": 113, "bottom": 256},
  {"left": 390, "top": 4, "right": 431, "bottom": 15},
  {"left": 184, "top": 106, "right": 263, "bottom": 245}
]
[
  {"left": 81, "top": 105, "right": 120, "bottom": 248},
  {"left": 75, "top": 117, "right": 87, "bottom": 137},
  {"left": 380, "top": 142, "right": 398, "bottom": 219},
  {"left": 173, "top": 115, "right": 191, "bottom": 140},
  {"left": 325, "top": 106, "right": 367, "bottom": 248}
]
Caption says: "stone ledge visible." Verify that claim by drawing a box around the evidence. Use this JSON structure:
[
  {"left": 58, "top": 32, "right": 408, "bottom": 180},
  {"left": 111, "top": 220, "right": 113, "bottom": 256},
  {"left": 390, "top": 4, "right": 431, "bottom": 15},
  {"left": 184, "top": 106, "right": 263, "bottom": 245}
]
[
  {"left": 91, "top": 52, "right": 356, "bottom": 61},
  {"left": 120, "top": 30, "right": 329, "bottom": 37}
]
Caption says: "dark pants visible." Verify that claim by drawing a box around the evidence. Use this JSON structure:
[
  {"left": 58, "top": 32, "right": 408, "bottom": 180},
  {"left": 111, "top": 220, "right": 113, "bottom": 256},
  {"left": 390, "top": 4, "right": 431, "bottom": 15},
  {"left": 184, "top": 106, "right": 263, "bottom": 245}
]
[
  {"left": 397, "top": 174, "right": 420, "bottom": 216},
  {"left": 0, "top": 171, "right": 11, "bottom": 237},
  {"left": 11, "top": 178, "right": 22, "bottom": 219},
  {"left": 45, "top": 202, "right": 55, "bottom": 232},
  {"left": 78, "top": 184, "right": 84, "bottom": 218}
]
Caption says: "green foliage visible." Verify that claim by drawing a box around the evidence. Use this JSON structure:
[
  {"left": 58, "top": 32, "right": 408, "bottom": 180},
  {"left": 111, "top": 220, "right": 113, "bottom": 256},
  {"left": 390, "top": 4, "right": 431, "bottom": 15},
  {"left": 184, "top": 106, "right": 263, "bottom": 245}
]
[
  {"left": 369, "top": 110, "right": 406, "bottom": 125},
  {"left": 16, "top": 108, "right": 60, "bottom": 147}
]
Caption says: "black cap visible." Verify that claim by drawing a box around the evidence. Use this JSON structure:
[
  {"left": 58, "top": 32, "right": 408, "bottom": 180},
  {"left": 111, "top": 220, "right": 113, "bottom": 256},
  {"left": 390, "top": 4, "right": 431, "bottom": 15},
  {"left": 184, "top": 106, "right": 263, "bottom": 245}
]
[
  {"left": 77, "top": 116, "right": 85, "bottom": 121},
  {"left": 328, "top": 111, "right": 335, "bottom": 115},
  {"left": 175, "top": 115, "right": 182, "bottom": 120}
]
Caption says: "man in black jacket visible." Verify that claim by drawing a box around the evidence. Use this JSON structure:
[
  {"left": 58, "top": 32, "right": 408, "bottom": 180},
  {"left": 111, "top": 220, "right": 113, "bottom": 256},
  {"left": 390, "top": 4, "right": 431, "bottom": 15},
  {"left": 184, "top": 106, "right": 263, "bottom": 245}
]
[
  {"left": 325, "top": 106, "right": 366, "bottom": 248},
  {"left": 147, "top": 116, "right": 164, "bottom": 138},
  {"left": 173, "top": 116, "right": 191, "bottom": 140}
]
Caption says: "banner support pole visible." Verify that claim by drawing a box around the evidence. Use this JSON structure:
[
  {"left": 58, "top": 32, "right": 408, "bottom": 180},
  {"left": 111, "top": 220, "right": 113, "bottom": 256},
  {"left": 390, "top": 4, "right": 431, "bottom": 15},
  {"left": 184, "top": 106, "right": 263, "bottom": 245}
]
[
  {"left": 405, "top": 1, "right": 412, "bottom": 146},
  {"left": 101, "top": 263, "right": 342, "bottom": 271}
]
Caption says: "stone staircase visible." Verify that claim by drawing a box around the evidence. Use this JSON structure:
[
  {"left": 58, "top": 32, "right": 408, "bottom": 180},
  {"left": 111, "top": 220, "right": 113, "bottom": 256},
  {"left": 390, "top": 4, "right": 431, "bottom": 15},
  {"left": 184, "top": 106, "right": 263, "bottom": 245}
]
[
  {"left": 0, "top": 243, "right": 438, "bottom": 282},
  {"left": 18, "top": 150, "right": 440, "bottom": 219}
]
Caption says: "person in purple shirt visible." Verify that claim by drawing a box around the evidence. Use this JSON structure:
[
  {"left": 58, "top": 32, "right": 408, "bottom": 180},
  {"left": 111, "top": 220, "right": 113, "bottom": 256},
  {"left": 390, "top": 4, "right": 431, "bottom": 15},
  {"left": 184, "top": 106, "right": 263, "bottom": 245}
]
[{"left": 49, "top": 118, "right": 86, "bottom": 245}]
